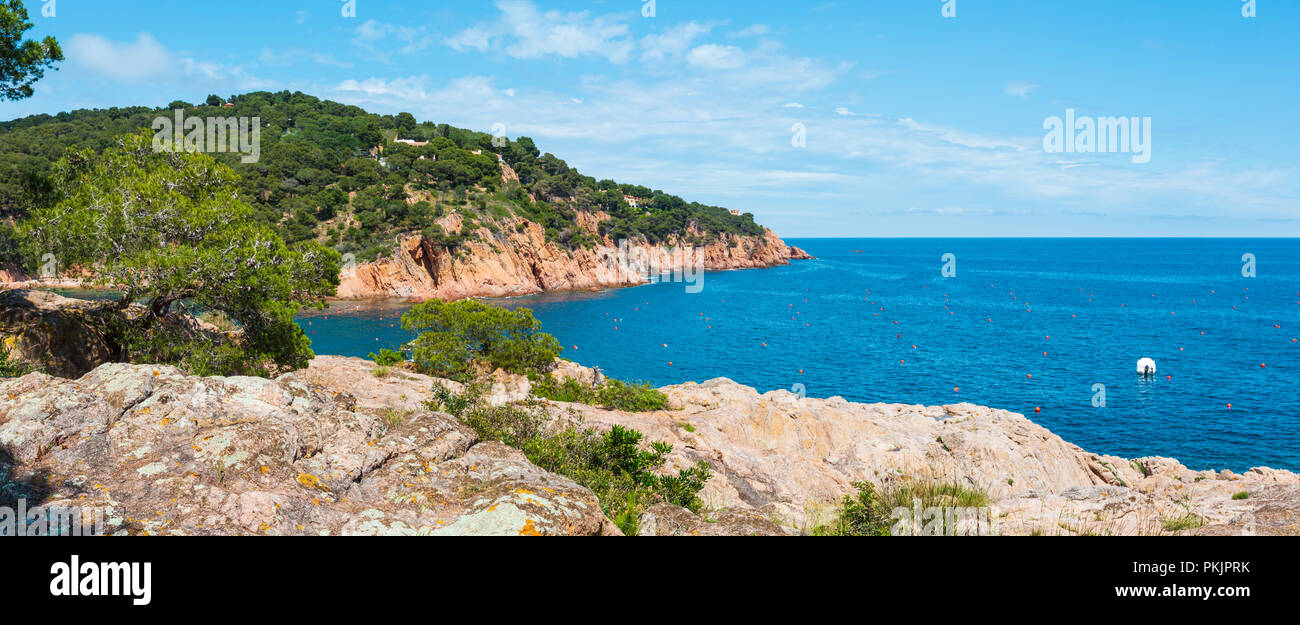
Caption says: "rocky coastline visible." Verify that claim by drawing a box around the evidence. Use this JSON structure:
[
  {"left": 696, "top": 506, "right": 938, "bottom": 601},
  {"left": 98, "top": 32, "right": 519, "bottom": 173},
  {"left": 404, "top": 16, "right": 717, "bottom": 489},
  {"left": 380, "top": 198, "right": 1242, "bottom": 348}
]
[
  {"left": 1, "top": 350, "right": 1293, "bottom": 536},
  {"left": 335, "top": 225, "right": 812, "bottom": 301}
]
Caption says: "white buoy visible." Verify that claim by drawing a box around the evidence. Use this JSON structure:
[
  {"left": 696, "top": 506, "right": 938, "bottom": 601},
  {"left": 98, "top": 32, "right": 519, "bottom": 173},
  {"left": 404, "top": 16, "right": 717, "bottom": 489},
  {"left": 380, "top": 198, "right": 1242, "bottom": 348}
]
[{"left": 1136, "top": 357, "right": 1157, "bottom": 377}]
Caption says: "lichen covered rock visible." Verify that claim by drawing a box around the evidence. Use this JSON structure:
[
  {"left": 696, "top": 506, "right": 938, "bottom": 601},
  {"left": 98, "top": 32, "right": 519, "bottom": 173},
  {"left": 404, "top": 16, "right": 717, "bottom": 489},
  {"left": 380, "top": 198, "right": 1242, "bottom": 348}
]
[{"left": 0, "top": 362, "right": 610, "bottom": 535}]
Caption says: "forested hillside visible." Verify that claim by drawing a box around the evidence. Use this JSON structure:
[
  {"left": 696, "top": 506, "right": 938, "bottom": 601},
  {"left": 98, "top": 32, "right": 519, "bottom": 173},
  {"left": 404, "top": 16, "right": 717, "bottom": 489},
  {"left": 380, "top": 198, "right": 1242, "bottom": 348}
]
[{"left": 0, "top": 91, "right": 765, "bottom": 265}]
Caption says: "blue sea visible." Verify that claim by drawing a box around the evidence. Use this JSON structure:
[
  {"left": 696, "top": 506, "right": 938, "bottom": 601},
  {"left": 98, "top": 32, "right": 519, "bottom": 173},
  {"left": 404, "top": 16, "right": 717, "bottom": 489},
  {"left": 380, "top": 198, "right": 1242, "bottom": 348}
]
[{"left": 298, "top": 238, "right": 1300, "bottom": 473}]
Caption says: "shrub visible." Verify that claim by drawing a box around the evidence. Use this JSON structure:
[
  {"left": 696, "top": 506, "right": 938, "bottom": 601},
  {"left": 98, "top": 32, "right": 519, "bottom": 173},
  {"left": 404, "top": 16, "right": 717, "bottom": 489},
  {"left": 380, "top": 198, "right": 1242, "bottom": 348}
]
[
  {"left": 1232, "top": 491, "right": 1250, "bottom": 500},
  {"left": 368, "top": 348, "right": 404, "bottom": 366},
  {"left": 1162, "top": 512, "right": 1204, "bottom": 532},
  {"left": 532, "top": 375, "right": 668, "bottom": 412},
  {"left": 426, "top": 382, "right": 710, "bottom": 535},
  {"left": 811, "top": 480, "right": 991, "bottom": 536},
  {"left": 402, "top": 299, "right": 560, "bottom": 381},
  {"left": 0, "top": 335, "right": 34, "bottom": 377}
]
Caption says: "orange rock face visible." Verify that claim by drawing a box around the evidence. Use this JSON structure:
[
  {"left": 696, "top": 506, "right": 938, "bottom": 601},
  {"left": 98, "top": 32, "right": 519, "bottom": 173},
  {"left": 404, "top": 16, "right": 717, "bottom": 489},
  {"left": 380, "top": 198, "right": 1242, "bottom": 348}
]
[{"left": 336, "top": 219, "right": 812, "bottom": 301}]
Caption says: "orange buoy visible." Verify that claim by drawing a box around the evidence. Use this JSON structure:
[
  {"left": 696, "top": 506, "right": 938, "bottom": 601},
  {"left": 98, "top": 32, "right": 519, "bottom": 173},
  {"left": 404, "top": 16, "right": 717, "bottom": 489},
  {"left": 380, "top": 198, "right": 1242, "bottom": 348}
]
[
  {"left": 1034, "top": 407, "right": 1041, "bottom": 413},
  {"left": 1026, "top": 374, "right": 1032, "bottom": 378}
]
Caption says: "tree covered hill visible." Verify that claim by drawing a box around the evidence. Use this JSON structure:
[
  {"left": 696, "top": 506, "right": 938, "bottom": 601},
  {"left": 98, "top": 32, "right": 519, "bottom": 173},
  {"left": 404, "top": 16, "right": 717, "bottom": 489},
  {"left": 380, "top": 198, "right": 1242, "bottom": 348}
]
[{"left": 0, "top": 91, "right": 766, "bottom": 264}]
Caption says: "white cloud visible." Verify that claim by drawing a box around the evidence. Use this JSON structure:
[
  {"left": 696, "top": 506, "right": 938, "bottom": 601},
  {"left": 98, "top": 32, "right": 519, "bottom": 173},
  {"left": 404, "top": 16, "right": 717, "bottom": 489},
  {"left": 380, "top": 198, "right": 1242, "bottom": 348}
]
[
  {"left": 729, "top": 24, "right": 772, "bottom": 38},
  {"left": 65, "top": 33, "right": 174, "bottom": 83},
  {"left": 259, "top": 48, "right": 354, "bottom": 69},
  {"left": 686, "top": 44, "right": 747, "bottom": 70},
  {"left": 445, "top": 0, "right": 634, "bottom": 63},
  {"left": 353, "top": 20, "right": 435, "bottom": 62},
  {"left": 641, "top": 21, "right": 713, "bottom": 62},
  {"left": 1004, "top": 81, "right": 1039, "bottom": 98}
]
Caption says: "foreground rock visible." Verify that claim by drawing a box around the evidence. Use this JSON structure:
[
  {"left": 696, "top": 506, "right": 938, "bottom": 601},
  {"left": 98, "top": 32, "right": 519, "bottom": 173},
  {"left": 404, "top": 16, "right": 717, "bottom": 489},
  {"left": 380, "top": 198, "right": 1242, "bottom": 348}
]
[
  {"left": 0, "top": 289, "right": 225, "bottom": 378},
  {"left": 301, "top": 357, "right": 1300, "bottom": 536},
  {"left": 0, "top": 363, "right": 614, "bottom": 535},
  {"left": 6, "top": 355, "right": 1295, "bottom": 536}
]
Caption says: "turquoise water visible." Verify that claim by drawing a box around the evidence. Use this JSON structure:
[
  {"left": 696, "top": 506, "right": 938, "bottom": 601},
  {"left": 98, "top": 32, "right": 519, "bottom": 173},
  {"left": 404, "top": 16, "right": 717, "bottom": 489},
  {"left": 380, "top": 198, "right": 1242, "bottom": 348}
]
[{"left": 299, "top": 238, "right": 1300, "bottom": 472}]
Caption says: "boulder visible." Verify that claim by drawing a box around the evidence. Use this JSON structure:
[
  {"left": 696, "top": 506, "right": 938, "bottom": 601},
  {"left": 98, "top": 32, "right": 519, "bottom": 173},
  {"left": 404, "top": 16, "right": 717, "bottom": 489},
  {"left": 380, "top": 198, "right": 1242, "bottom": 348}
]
[{"left": 0, "top": 362, "right": 611, "bottom": 535}]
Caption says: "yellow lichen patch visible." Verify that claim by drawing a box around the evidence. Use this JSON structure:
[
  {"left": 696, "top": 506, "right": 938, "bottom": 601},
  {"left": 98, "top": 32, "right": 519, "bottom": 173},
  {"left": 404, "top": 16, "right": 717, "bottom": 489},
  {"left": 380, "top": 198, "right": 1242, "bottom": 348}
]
[
  {"left": 515, "top": 488, "right": 535, "bottom": 495},
  {"left": 260, "top": 465, "right": 270, "bottom": 475},
  {"left": 518, "top": 519, "right": 543, "bottom": 536},
  {"left": 297, "top": 472, "right": 327, "bottom": 491}
]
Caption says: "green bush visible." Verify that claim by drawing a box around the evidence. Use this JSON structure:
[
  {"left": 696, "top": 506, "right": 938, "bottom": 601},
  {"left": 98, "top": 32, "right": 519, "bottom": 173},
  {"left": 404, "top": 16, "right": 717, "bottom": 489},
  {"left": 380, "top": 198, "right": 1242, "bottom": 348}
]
[
  {"left": 402, "top": 299, "right": 560, "bottom": 381},
  {"left": 368, "top": 348, "right": 404, "bottom": 366},
  {"left": 532, "top": 375, "right": 668, "bottom": 412},
  {"left": 427, "top": 382, "right": 710, "bottom": 535},
  {"left": 812, "top": 480, "right": 991, "bottom": 536}
]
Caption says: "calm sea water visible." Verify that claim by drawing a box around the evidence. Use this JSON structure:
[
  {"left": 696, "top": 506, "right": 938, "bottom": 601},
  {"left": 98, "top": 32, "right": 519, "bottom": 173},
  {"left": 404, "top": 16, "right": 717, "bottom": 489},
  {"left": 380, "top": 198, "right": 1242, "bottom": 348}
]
[{"left": 299, "top": 238, "right": 1300, "bottom": 472}]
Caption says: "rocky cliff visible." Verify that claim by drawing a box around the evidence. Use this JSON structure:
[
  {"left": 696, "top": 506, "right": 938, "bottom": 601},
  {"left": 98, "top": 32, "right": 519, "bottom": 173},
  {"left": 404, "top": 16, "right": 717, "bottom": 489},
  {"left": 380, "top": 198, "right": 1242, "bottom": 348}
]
[
  {"left": 5, "top": 354, "right": 1293, "bottom": 536},
  {"left": 336, "top": 220, "right": 812, "bottom": 301}
]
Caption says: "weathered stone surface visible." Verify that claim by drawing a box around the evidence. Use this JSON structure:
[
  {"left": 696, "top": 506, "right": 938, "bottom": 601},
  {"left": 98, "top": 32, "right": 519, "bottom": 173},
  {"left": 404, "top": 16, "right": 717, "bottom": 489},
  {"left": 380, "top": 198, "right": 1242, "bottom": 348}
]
[
  {"left": 307, "top": 357, "right": 1297, "bottom": 536},
  {"left": 0, "top": 289, "right": 227, "bottom": 379},
  {"left": 0, "top": 290, "right": 117, "bottom": 378},
  {"left": 6, "top": 354, "right": 1295, "bottom": 536},
  {"left": 0, "top": 362, "right": 609, "bottom": 535},
  {"left": 638, "top": 503, "right": 788, "bottom": 536}
]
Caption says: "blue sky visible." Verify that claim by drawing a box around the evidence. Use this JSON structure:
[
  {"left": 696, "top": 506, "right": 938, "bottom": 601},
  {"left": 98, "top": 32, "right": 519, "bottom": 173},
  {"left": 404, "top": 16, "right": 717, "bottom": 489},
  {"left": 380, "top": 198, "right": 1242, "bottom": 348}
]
[{"left": 1, "top": 0, "right": 1296, "bottom": 237}]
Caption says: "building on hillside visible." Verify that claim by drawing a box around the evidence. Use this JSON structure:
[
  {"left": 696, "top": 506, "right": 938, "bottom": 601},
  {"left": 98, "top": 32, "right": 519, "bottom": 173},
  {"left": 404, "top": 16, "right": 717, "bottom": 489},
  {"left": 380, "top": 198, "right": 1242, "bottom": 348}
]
[
  {"left": 623, "top": 195, "right": 646, "bottom": 208},
  {"left": 394, "top": 138, "right": 429, "bottom": 147},
  {"left": 729, "top": 209, "right": 741, "bottom": 215}
]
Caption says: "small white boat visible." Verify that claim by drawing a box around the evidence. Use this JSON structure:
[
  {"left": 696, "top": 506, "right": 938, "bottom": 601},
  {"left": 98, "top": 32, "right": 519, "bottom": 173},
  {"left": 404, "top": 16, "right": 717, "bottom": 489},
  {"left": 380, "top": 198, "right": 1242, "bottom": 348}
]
[{"left": 1136, "top": 357, "right": 1156, "bottom": 377}]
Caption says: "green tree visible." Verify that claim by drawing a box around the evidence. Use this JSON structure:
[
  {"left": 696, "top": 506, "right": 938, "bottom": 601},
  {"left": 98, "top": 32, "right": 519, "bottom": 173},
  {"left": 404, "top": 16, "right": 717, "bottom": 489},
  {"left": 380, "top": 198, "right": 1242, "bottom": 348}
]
[
  {"left": 20, "top": 130, "right": 341, "bottom": 375},
  {"left": 402, "top": 299, "right": 561, "bottom": 380},
  {"left": 0, "top": 0, "right": 62, "bottom": 101}
]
